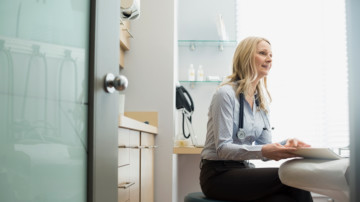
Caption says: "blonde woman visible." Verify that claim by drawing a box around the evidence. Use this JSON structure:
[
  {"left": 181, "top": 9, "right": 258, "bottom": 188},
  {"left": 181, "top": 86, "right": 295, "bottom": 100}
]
[{"left": 200, "top": 37, "right": 313, "bottom": 201}]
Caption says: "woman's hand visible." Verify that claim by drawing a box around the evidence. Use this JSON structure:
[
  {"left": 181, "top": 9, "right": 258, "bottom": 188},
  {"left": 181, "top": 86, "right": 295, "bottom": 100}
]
[
  {"left": 284, "top": 138, "right": 311, "bottom": 148},
  {"left": 261, "top": 143, "right": 298, "bottom": 161}
]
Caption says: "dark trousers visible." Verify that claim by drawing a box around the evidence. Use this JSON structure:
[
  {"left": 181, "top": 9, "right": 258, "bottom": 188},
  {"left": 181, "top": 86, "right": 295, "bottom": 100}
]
[{"left": 200, "top": 160, "right": 313, "bottom": 202}]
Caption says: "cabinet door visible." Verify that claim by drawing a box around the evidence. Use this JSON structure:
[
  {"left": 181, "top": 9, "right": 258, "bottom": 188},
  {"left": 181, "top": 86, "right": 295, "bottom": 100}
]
[
  {"left": 118, "top": 165, "right": 130, "bottom": 202},
  {"left": 129, "top": 130, "right": 140, "bottom": 202},
  {"left": 140, "top": 132, "right": 155, "bottom": 202},
  {"left": 118, "top": 128, "right": 130, "bottom": 167}
]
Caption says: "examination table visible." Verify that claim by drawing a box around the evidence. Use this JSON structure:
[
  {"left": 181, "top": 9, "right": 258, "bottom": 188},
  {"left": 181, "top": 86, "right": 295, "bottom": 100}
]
[{"left": 279, "top": 158, "right": 349, "bottom": 202}]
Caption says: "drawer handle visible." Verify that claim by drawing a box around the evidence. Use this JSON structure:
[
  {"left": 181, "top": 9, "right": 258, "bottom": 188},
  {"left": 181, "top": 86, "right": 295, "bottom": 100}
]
[
  {"left": 118, "top": 182, "right": 135, "bottom": 189},
  {"left": 118, "top": 145, "right": 144, "bottom": 149},
  {"left": 142, "top": 145, "right": 158, "bottom": 149},
  {"left": 130, "top": 145, "right": 144, "bottom": 149}
]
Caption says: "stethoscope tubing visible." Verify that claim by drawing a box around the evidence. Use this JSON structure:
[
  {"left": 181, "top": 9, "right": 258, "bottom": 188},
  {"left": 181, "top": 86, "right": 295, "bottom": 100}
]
[{"left": 238, "top": 93, "right": 272, "bottom": 137}]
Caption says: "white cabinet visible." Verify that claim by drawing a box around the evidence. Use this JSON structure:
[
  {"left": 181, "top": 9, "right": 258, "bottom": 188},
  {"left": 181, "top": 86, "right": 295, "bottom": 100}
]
[
  {"left": 118, "top": 128, "right": 132, "bottom": 202},
  {"left": 118, "top": 117, "right": 157, "bottom": 202},
  {"left": 129, "top": 130, "right": 140, "bottom": 202}
]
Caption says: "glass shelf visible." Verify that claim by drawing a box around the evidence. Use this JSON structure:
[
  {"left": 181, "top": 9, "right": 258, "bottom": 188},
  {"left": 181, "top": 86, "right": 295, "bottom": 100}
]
[
  {"left": 179, "top": 80, "right": 221, "bottom": 83},
  {"left": 178, "top": 40, "right": 237, "bottom": 46},
  {"left": 179, "top": 80, "right": 222, "bottom": 89},
  {"left": 178, "top": 40, "right": 237, "bottom": 51}
]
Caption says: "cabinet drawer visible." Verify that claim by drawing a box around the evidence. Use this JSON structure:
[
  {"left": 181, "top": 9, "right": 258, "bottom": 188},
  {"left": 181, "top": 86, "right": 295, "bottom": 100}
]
[
  {"left": 118, "top": 128, "right": 130, "bottom": 147},
  {"left": 118, "top": 187, "right": 129, "bottom": 202},
  {"left": 129, "top": 130, "right": 140, "bottom": 202},
  {"left": 118, "top": 165, "right": 131, "bottom": 202},
  {"left": 118, "top": 148, "right": 130, "bottom": 166},
  {"left": 129, "top": 130, "right": 140, "bottom": 147},
  {"left": 129, "top": 147, "right": 140, "bottom": 202},
  {"left": 141, "top": 132, "right": 155, "bottom": 146}
]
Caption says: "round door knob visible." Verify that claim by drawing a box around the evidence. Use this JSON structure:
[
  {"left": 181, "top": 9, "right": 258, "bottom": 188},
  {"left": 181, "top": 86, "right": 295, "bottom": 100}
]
[{"left": 104, "top": 73, "right": 128, "bottom": 93}]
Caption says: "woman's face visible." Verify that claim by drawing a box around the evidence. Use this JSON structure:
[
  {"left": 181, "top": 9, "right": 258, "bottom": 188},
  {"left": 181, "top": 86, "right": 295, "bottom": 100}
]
[{"left": 254, "top": 40, "right": 272, "bottom": 79}]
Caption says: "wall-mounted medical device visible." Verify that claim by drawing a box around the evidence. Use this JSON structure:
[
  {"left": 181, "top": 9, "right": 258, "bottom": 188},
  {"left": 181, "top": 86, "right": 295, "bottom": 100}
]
[{"left": 121, "top": 0, "right": 140, "bottom": 20}]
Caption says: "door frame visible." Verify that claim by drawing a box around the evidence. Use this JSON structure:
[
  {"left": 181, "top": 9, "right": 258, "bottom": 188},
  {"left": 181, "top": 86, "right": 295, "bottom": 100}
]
[
  {"left": 346, "top": 0, "right": 360, "bottom": 201},
  {"left": 88, "top": 0, "right": 120, "bottom": 201}
]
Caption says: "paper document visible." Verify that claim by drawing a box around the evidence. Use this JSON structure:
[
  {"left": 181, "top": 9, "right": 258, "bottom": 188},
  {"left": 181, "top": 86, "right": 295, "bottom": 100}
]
[{"left": 290, "top": 147, "right": 341, "bottom": 160}]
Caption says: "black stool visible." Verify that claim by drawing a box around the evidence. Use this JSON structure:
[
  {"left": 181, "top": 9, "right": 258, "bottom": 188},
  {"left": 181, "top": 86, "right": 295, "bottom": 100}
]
[{"left": 184, "top": 192, "right": 229, "bottom": 202}]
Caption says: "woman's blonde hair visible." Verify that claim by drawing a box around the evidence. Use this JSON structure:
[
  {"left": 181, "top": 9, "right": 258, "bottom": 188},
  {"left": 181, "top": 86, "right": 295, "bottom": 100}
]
[{"left": 226, "top": 36, "right": 272, "bottom": 112}]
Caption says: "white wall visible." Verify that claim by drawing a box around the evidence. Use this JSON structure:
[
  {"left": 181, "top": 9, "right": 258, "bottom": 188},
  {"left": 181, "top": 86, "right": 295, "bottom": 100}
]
[
  {"left": 121, "top": 0, "right": 176, "bottom": 201},
  {"left": 177, "top": 0, "right": 237, "bottom": 40}
]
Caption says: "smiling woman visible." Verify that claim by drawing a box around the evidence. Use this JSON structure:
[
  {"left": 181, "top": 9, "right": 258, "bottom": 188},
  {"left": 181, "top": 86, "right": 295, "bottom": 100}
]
[{"left": 199, "top": 36, "right": 313, "bottom": 201}]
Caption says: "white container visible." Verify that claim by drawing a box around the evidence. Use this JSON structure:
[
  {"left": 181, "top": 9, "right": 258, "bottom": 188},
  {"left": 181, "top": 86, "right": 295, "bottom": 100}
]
[
  {"left": 197, "top": 65, "right": 204, "bottom": 81},
  {"left": 188, "top": 64, "right": 195, "bottom": 81}
]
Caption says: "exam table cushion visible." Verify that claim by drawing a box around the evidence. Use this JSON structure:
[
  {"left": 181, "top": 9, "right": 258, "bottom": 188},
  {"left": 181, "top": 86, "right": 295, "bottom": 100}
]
[{"left": 278, "top": 158, "right": 349, "bottom": 202}]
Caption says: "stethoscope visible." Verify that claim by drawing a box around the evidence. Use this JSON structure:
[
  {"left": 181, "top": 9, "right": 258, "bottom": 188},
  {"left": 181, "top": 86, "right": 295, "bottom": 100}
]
[{"left": 237, "top": 93, "right": 273, "bottom": 140}]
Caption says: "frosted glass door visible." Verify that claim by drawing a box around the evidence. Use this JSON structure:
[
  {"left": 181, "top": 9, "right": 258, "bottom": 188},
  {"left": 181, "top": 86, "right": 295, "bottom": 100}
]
[{"left": 0, "top": 1, "right": 90, "bottom": 201}]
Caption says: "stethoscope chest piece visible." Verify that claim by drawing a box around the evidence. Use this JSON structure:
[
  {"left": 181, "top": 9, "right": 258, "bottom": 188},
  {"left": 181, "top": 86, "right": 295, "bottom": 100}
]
[{"left": 237, "top": 128, "right": 246, "bottom": 140}]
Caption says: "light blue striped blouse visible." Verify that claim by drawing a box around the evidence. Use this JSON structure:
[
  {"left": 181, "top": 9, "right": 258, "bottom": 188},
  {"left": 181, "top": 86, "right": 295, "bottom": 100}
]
[{"left": 201, "top": 84, "right": 283, "bottom": 161}]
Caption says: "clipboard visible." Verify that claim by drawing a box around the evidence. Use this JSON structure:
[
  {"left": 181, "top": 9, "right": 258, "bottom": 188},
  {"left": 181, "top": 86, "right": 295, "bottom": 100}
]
[{"left": 290, "top": 147, "right": 342, "bottom": 160}]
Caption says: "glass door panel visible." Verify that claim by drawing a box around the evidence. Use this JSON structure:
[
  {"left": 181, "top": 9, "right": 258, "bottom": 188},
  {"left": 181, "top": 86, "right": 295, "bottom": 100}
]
[{"left": 0, "top": 0, "right": 89, "bottom": 201}]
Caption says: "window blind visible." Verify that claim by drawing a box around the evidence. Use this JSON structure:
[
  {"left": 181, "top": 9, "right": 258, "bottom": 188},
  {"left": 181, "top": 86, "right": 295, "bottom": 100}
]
[{"left": 236, "top": 0, "right": 349, "bottom": 149}]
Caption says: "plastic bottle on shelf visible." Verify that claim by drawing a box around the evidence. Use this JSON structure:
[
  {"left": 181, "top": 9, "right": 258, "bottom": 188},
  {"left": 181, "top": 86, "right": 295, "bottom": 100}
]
[
  {"left": 197, "top": 65, "right": 204, "bottom": 81},
  {"left": 188, "top": 64, "right": 195, "bottom": 81}
]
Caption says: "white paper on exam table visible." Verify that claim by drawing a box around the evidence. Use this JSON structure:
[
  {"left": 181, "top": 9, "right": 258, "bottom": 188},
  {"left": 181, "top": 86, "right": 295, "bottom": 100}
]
[{"left": 290, "top": 147, "right": 341, "bottom": 160}]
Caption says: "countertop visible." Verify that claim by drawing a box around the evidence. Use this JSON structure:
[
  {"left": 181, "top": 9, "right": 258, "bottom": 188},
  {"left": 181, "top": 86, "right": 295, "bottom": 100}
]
[
  {"left": 173, "top": 146, "right": 203, "bottom": 154},
  {"left": 119, "top": 115, "right": 158, "bottom": 134}
]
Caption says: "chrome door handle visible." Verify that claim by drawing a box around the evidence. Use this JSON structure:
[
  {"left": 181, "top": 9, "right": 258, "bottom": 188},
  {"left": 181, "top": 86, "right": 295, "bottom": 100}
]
[{"left": 104, "top": 73, "right": 128, "bottom": 93}]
